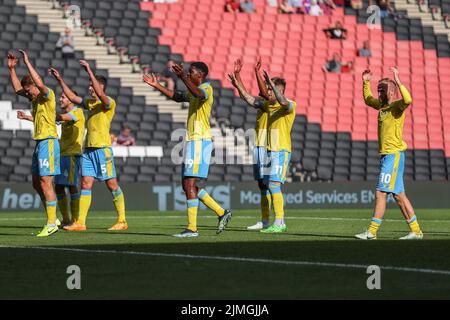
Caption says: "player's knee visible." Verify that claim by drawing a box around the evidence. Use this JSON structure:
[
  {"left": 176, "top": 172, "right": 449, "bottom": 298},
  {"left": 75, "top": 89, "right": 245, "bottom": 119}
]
[
  {"left": 39, "top": 177, "right": 52, "bottom": 188},
  {"left": 81, "top": 179, "right": 93, "bottom": 190},
  {"left": 376, "top": 191, "right": 388, "bottom": 200},
  {"left": 106, "top": 179, "right": 118, "bottom": 191},
  {"left": 393, "top": 193, "right": 404, "bottom": 203}
]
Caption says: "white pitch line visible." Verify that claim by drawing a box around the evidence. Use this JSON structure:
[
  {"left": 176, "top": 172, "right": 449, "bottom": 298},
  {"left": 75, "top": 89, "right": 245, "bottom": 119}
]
[
  {"left": 1, "top": 215, "right": 450, "bottom": 223},
  {"left": 1, "top": 245, "right": 450, "bottom": 276}
]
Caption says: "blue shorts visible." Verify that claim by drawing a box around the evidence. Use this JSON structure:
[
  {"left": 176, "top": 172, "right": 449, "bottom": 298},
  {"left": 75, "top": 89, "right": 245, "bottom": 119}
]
[
  {"left": 264, "top": 150, "right": 291, "bottom": 184},
  {"left": 31, "top": 138, "right": 61, "bottom": 177},
  {"left": 182, "top": 140, "right": 212, "bottom": 179},
  {"left": 253, "top": 146, "right": 268, "bottom": 181},
  {"left": 55, "top": 155, "right": 81, "bottom": 186},
  {"left": 82, "top": 147, "right": 117, "bottom": 181},
  {"left": 376, "top": 152, "right": 405, "bottom": 195}
]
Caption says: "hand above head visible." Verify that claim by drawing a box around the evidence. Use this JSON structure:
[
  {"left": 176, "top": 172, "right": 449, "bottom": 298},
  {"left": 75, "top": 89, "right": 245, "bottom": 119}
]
[
  {"left": 172, "top": 63, "right": 186, "bottom": 78},
  {"left": 48, "top": 67, "right": 62, "bottom": 81},
  {"left": 262, "top": 70, "right": 274, "bottom": 87},
  {"left": 18, "top": 49, "right": 30, "bottom": 64},
  {"left": 7, "top": 52, "right": 18, "bottom": 69},
  {"left": 143, "top": 73, "right": 158, "bottom": 87},
  {"left": 254, "top": 56, "right": 262, "bottom": 72},
  {"left": 227, "top": 73, "right": 238, "bottom": 88},
  {"left": 390, "top": 66, "right": 401, "bottom": 83},
  {"left": 362, "top": 69, "right": 372, "bottom": 81},
  {"left": 79, "top": 59, "right": 92, "bottom": 72},
  {"left": 234, "top": 58, "right": 243, "bottom": 74}
]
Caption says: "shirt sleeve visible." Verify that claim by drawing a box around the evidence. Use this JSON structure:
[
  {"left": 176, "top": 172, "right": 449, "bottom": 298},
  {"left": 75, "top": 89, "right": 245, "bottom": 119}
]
[
  {"left": 104, "top": 96, "right": 114, "bottom": 110},
  {"left": 198, "top": 83, "right": 211, "bottom": 101},
  {"left": 392, "top": 84, "right": 413, "bottom": 111},
  {"left": 363, "top": 80, "right": 382, "bottom": 110},
  {"left": 42, "top": 87, "right": 52, "bottom": 101},
  {"left": 67, "top": 108, "right": 80, "bottom": 122}
]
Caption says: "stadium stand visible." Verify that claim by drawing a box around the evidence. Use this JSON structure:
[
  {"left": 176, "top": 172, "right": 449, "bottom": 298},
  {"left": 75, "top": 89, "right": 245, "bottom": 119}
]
[
  {"left": 0, "top": 0, "right": 185, "bottom": 183},
  {"left": 1, "top": 0, "right": 449, "bottom": 183}
]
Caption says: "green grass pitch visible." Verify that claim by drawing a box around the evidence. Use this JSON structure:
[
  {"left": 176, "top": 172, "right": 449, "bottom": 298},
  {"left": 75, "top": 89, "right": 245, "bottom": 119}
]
[{"left": 0, "top": 209, "right": 450, "bottom": 299}]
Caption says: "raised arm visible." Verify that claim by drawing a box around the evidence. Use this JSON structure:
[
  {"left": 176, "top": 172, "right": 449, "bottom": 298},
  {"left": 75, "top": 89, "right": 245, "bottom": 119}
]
[
  {"left": 362, "top": 70, "right": 381, "bottom": 110},
  {"left": 79, "top": 60, "right": 109, "bottom": 106},
  {"left": 390, "top": 67, "right": 412, "bottom": 110},
  {"left": 7, "top": 52, "right": 27, "bottom": 98},
  {"left": 143, "top": 73, "right": 188, "bottom": 103},
  {"left": 172, "top": 63, "right": 205, "bottom": 99},
  {"left": 254, "top": 57, "right": 271, "bottom": 101},
  {"left": 263, "top": 70, "right": 292, "bottom": 111},
  {"left": 49, "top": 67, "right": 83, "bottom": 105},
  {"left": 228, "top": 73, "right": 265, "bottom": 108},
  {"left": 19, "top": 50, "right": 48, "bottom": 96}
]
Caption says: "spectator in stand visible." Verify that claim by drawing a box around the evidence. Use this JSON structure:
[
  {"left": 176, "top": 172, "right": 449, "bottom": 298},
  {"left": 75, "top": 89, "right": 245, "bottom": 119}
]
[
  {"left": 323, "top": 53, "right": 342, "bottom": 73},
  {"left": 111, "top": 133, "right": 118, "bottom": 147},
  {"left": 309, "top": 0, "right": 324, "bottom": 15},
  {"left": 323, "top": 53, "right": 354, "bottom": 74},
  {"left": 369, "top": 0, "right": 394, "bottom": 18},
  {"left": 240, "top": 0, "right": 256, "bottom": 13},
  {"left": 320, "top": 0, "right": 337, "bottom": 15},
  {"left": 225, "top": 0, "right": 241, "bottom": 12},
  {"left": 159, "top": 59, "right": 177, "bottom": 91},
  {"left": 341, "top": 60, "right": 354, "bottom": 73},
  {"left": 116, "top": 126, "right": 136, "bottom": 146},
  {"left": 288, "top": 0, "right": 306, "bottom": 13},
  {"left": 323, "top": 21, "right": 348, "bottom": 39},
  {"left": 350, "top": 0, "right": 363, "bottom": 9},
  {"left": 56, "top": 27, "right": 75, "bottom": 59},
  {"left": 358, "top": 40, "right": 372, "bottom": 57},
  {"left": 279, "top": 0, "right": 296, "bottom": 13}
]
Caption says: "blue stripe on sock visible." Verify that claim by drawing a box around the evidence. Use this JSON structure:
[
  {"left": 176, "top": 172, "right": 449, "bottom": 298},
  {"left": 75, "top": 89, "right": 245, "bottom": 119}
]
[
  {"left": 71, "top": 193, "right": 80, "bottom": 200},
  {"left": 81, "top": 189, "right": 92, "bottom": 196},
  {"left": 57, "top": 194, "right": 66, "bottom": 200},
  {"left": 408, "top": 216, "right": 417, "bottom": 224},
  {"left": 187, "top": 199, "right": 199, "bottom": 208},
  {"left": 112, "top": 187, "right": 123, "bottom": 198},
  {"left": 46, "top": 201, "right": 57, "bottom": 207},
  {"left": 198, "top": 189, "right": 207, "bottom": 199},
  {"left": 371, "top": 218, "right": 382, "bottom": 225}
]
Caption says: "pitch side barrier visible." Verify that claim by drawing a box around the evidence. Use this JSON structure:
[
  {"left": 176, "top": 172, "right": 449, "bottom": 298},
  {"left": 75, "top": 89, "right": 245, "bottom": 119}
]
[{"left": 1, "top": 182, "right": 449, "bottom": 212}]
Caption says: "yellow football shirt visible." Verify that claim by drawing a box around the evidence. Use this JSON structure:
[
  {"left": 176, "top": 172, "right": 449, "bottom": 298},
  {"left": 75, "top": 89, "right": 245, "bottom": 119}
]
[
  {"left": 83, "top": 96, "right": 116, "bottom": 148},
  {"left": 60, "top": 107, "right": 85, "bottom": 156},
  {"left": 31, "top": 88, "right": 58, "bottom": 140},
  {"left": 363, "top": 80, "right": 412, "bottom": 155},
  {"left": 186, "top": 82, "right": 213, "bottom": 141},
  {"left": 265, "top": 100, "right": 297, "bottom": 152},
  {"left": 255, "top": 108, "right": 269, "bottom": 147}
]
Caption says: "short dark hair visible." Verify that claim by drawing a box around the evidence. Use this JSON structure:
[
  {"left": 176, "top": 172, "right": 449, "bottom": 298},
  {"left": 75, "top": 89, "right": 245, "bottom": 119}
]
[
  {"left": 121, "top": 125, "right": 131, "bottom": 130},
  {"left": 20, "top": 75, "right": 34, "bottom": 87},
  {"left": 191, "top": 62, "right": 209, "bottom": 77},
  {"left": 379, "top": 78, "right": 397, "bottom": 89},
  {"left": 95, "top": 75, "right": 108, "bottom": 89},
  {"left": 272, "top": 77, "right": 286, "bottom": 89}
]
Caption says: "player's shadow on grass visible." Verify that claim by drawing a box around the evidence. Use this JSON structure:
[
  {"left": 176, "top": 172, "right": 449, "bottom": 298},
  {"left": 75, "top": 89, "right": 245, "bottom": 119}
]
[
  {"left": 0, "top": 225, "right": 39, "bottom": 230},
  {"left": 198, "top": 225, "right": 355, "bottom": 239}
]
